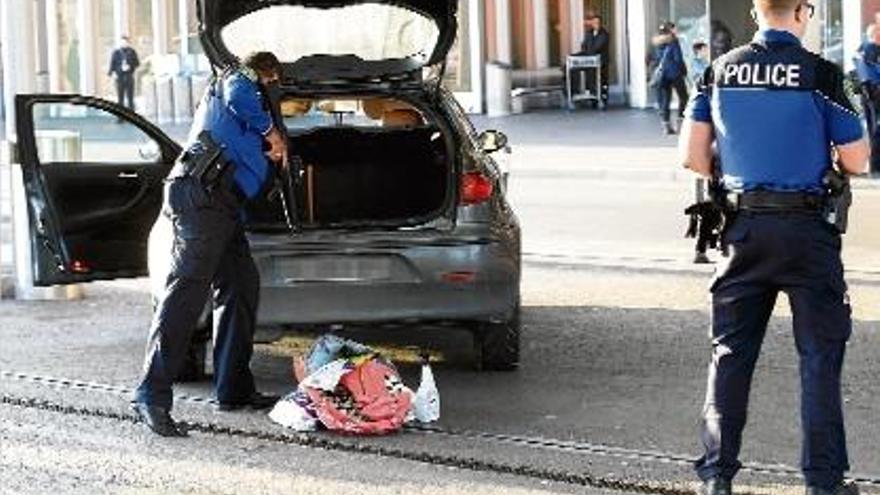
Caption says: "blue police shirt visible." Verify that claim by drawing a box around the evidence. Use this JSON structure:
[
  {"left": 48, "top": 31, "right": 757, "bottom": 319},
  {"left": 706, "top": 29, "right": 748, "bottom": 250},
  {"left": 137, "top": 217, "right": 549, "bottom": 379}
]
[
  {"left": 687, "top": 29, "right": 864, "bottom": 193},
  {"left": 186, "top": 68, "right": 274, "bottom": 199},
  {"left": 855, "top": 41, "right": 880, "bottom": 84}
]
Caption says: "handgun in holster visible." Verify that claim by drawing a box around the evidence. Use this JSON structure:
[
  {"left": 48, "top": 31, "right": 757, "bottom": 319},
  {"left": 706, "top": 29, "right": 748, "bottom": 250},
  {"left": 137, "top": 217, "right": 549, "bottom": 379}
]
[
  {"left": 182, "top": 131, "right": 230, "bottom": 191},
  {"left": 822, "top": 167, "right": 852, "bottom": 234}
]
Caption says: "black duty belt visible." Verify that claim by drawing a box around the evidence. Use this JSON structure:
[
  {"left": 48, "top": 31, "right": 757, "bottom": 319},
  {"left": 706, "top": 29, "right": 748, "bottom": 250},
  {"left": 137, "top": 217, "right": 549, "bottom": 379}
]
[{"left": 728, "top": 191, "right": 824, "bottom": 212}]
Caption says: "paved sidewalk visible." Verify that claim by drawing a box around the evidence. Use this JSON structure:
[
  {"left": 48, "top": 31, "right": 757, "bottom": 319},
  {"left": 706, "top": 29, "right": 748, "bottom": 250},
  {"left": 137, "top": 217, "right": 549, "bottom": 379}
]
[{"left": 473, "top": 108, "right": 880, "bottom": 188}]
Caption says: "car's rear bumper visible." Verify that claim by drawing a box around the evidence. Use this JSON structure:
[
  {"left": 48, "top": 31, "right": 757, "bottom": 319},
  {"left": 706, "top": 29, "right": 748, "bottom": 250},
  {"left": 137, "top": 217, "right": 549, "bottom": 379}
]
[{"left": 251, "top": 238, "right": 520, "bottom": 326}]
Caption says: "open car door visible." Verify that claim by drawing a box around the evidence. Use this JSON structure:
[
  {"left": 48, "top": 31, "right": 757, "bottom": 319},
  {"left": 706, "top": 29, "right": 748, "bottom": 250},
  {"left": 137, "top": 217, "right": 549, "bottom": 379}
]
[{"left": 14, "top": 95, "right": 181, "bottom": 286}]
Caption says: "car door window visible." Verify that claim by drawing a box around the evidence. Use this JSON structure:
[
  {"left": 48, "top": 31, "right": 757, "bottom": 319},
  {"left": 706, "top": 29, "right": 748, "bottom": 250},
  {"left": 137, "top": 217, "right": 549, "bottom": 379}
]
[{"left": 32, "top": 102, "right": 162, "bottom": 165}]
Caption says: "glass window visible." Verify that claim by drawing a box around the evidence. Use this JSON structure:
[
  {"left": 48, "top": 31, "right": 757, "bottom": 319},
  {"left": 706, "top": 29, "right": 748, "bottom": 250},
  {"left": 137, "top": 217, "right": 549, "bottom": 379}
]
[
  {"left": 97, "top": 0, "right": 117, "bottom": 100},
  {"left": 444, "top": 0, "right": 472, "bottom": 92},
  {"left": 58, "top": 0, "right": 80, "bottom": 93},
  {"left": 821, "top": 0, "right": 844, "bottom": 66},
  {"left": 33, "top": 103, "right": 161, "bottom": 165}
]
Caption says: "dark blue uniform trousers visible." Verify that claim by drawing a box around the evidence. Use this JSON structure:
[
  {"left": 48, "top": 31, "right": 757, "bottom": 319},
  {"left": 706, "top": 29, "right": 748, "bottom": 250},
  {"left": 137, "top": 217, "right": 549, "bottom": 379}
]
[
  {"left": 695, "top": 212, "right": 852, "bottom": 490},
  {"left": 135, "top": 173, "right": 260, "bottom": 410}
]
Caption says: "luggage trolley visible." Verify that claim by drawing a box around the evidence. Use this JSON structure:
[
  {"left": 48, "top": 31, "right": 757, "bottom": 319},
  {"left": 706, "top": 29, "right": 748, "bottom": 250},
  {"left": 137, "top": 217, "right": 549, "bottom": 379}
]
[{"left": 565, "top": 54, "right": 604, "bottom": 110}]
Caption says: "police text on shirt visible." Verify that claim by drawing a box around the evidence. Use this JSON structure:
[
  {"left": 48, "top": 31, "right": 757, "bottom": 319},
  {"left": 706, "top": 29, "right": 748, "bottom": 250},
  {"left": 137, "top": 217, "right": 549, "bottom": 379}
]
[{"left": 720, "top": 63, "right": 801, "bottom": 88}]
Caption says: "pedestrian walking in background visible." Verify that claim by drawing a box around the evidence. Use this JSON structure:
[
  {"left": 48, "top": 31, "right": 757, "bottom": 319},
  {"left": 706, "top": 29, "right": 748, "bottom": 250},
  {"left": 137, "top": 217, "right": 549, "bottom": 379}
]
[
  {"left": 108, "top": 36, "right": 139, "bottom": 111},
  {"left": 651, "top": 22, "right": 689, "bottom": 135},
  {"left": 680, "top": 0, "right": 869, "bottom": 493}
]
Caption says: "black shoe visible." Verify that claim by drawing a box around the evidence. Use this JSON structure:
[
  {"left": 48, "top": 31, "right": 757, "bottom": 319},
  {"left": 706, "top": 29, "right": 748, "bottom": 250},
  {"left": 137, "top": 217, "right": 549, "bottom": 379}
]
[
  {"left": 130, "top": 402, "right": 187, "bottom": 437},
  {"left": 702, "top": 477, "right": 732, "bottom": 495},
  {"left": 664, "top": 122, "right": 677, "bottom": 135},
  {"left": 806, "top": 482, "right": 859, "bottom": 495},
  {"left": 694, "top": 252, "right": 711, "bottom": 264},
  {"left": 213, "top": 392, "right": 280, "bottom": 412}
]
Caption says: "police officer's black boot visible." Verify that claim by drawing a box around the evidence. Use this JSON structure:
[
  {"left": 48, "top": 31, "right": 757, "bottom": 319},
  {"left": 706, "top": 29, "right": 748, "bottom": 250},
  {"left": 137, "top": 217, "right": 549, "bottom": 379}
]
[
  {"left": 701, "top": 477, "right": 732, "bottom": 495},
  {"left": 806, "top": 482, "right": 859, "bottom": 495},
  {"left": 130, "top": 402, "right": 188, "bottom": 437}
]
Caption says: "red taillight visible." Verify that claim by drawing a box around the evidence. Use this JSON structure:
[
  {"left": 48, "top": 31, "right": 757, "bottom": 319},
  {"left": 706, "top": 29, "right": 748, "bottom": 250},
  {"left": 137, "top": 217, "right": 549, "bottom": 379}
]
[
  {"left": 460, "top": 172, "right": 494, "bottom": 205},
  {"left": 69, "top": 260, "right": 90, "bottom": 273},
  {"left": 441, "top": 271, "right": 477, "bottom": 284}
]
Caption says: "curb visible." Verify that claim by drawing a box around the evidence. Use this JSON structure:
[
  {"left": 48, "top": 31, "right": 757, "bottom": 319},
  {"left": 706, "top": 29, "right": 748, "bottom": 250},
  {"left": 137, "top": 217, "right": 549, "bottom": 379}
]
[
  {"left": 510, "top": 167, "right": 880, "bottom": 189},
  {"left": 523, "top": 252, "right": 880, "bottom": 286}
]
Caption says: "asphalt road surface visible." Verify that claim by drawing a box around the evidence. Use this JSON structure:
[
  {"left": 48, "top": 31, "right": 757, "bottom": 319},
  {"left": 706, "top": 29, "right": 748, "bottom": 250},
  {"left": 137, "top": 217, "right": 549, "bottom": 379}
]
[
  {"left": 2, "top": 267, "right": 878, "bottom": 494},
  {"left": 2, "top": 110, "right": 879, "bottom": 494}
]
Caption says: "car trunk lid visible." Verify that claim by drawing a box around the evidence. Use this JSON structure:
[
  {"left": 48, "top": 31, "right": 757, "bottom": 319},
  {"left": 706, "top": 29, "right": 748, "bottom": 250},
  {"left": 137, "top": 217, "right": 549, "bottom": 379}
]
[{"left": 197, "top": 0, "right": 457, "bottom": 84}]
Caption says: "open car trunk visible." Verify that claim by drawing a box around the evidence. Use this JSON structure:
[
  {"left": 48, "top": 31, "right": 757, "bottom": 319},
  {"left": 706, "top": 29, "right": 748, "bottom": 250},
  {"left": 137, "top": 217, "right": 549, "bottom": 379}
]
[{"left": 245, "top": 125, "right": 453, "bottom": 230}]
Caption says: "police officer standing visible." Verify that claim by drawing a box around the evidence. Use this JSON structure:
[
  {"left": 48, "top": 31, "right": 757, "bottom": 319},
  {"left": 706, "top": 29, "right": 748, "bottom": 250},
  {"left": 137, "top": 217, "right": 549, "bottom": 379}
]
[
  {"left": 107, "top": 36, "right": 139, "bottom": 111},
  {"left": 680, "top": 1, "right": 869, "bottom": 494},
  {"left": 132, "top": 52, "right": 288, "bottom": 437},
  {"left": 580, "top": 14, "right": 611, "bottom": 105}
]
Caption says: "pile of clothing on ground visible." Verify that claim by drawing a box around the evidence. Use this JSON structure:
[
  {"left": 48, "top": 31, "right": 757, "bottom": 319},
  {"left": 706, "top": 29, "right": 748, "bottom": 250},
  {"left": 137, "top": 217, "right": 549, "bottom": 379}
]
[{"left": 269, "top": 335, "right": 440, "bottom": 435}]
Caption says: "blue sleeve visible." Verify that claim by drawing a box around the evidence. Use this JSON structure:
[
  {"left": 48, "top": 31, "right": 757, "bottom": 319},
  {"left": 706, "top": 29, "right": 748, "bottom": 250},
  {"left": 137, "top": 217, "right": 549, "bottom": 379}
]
[
  {"left": 224, "top": 76, "right": 274, "bottom": 136},
  {"left": 686, "top": 66, "right": 713, "bottom": 123},
  {"left": 818, "top": 65, "right": 864, "bottom": 146}
]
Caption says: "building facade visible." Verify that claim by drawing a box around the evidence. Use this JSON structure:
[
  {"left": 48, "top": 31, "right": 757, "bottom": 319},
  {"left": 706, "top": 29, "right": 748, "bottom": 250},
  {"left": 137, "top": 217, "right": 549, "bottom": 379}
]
[
  {"left": 464, "top": 0, "right": 873, "bottom": 111},
  {"left": 0, "top": 0, "right": 876, "bottom": 120}
]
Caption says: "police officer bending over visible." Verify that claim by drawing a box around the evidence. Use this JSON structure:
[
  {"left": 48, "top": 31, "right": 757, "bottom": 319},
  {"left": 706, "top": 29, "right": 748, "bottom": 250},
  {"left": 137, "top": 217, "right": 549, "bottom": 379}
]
[
  {"left": 132, "top": 52, "right": 288, "bottom": 437},
  {"left": 679, "top": 1, "right": 869, "bottom": 494}
]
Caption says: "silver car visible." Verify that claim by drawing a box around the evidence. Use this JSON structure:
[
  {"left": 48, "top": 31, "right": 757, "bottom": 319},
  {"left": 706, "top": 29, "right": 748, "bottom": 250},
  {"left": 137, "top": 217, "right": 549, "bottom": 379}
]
[{"left": 15, "top": 0, "right": 521, "bottom": 371}]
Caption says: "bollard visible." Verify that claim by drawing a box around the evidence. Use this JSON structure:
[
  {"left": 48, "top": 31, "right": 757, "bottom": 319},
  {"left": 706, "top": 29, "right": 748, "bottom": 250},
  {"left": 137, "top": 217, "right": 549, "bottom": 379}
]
[
  {"left": 141, "top": 77, "right": 158, "bottom": 120},
  {"left": 172, "top": 74, "right": 193, "bottom": 124},
  {"left": 155, "top": 76, "right": 174, "bottom": 125},
  {"left": 190, "top": 73, "right": 210, "bottom": 109},
  {"left": 485, "top": 62, "right": 512, "bottom": 118}
]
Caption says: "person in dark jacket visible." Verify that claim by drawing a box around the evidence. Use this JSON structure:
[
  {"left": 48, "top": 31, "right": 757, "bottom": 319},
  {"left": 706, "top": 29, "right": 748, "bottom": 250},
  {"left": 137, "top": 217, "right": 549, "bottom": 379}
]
[
  {"left": 108, "top": 36, "right": 139, "bottom": 110},
  {"left": 855, "top": 24, "right": 880, "bottom": 175},
  {"left": 711, "top": 20, "right": 734, "bottom": 59},
  {"left": 652, "top": 22, "right": 689, "bottom": 135},
  {"left": 580, "top": 14, "right": 611, "bottom": 104}
]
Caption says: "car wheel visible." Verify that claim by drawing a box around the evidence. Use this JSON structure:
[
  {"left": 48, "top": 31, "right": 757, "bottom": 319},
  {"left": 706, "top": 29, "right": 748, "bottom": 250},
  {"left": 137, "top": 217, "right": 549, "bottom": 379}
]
[{"left": 474, "top": 302, "right": 521, "bottom": 371}]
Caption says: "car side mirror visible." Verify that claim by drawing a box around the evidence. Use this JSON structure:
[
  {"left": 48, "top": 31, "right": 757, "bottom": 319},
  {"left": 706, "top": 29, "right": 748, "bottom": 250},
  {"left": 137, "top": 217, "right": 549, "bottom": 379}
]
[
  {"left": 138, "top": 142, "right": 161, "bottom": 161},
  {"left": 478, "top": 130, "right": 509, "bottom": 154}
]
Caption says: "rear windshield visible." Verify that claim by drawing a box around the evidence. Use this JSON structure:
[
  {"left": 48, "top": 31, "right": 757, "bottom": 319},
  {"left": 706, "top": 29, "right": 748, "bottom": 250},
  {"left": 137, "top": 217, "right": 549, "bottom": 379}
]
[{"left": 221, "top": 4, "right": 440, "bottom": 64}]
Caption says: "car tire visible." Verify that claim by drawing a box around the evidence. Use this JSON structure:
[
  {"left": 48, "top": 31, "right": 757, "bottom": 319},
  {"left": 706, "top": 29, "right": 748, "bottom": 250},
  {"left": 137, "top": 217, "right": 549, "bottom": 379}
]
[{"left": 474, "top": 302, "right": 521, "bottom": 371}]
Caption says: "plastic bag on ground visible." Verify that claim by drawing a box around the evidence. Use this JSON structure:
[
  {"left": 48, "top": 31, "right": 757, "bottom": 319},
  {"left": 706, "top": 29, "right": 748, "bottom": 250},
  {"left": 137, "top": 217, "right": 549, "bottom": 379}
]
[
  {"left": 300, "top": 359, "right": 351, "bottom": 392},
  {"left": 268, "top": 390, "right": 319, "bottom": 432},
  {"left": 411, "top": 360, "right": 440, "bottom": 423},
  {"left": 270, "top": 335, "right": 439, "bottom": 435}
]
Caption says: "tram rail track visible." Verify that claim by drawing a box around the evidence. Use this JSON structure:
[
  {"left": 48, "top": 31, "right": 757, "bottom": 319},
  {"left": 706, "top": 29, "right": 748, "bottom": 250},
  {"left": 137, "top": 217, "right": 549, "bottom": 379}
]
[{"left": 3, "top": 370, "right": 879, "bottom": 494}]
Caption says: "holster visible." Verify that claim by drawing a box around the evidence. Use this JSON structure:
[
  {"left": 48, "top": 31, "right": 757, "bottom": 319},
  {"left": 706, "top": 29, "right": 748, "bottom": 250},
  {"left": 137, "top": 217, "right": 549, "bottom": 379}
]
[
  {"left": 822, "top": 168, "right": 852, "bottom": 234},
  {"left": 180, "top": 131, "right": 230, "bottom": 191}
]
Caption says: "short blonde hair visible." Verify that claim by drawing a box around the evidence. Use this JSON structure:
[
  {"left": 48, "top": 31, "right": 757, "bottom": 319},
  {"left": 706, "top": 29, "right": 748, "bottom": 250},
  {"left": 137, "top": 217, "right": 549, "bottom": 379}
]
[{"left": 753, "top": 0, "right": 801, "bottom": 16}]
